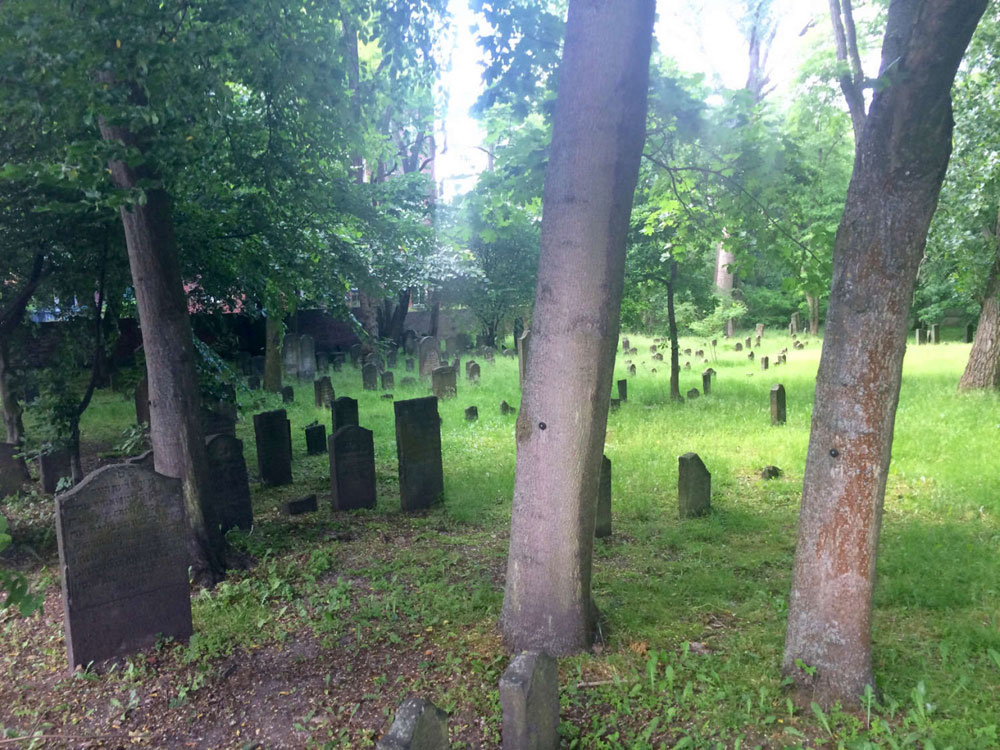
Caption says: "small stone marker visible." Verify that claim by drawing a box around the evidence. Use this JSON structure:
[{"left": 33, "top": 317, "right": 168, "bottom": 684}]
[
  {"left": 628, "top": 363, "right": 636, "bottom": 376},
  {"left": 501, "top": 400, "right": 515, "bottom": 416},
  {"left": 595, "top": 455, "right": 612, "bottom": 538},
  {"left": 314, "top": 377, "right": 334, "bottom": 408},
  {"left": 747, "top": 350, "right": 755, "bottom": 361},
  {"left": 744, "top": 337, "right": 752, "bottom": 349},
  {"left": 761, "top": 465, "right": 782, "bottom": 480},
  {"left": 622, "top": 337, "right": 630, "bottom": 352},
  {"left": 281, "top": 495, "right": 318, "bottom": 516},
  {"left": 381, "top": 371, "right": 395, "bottom": 391},
  {"left": 39, "top": 447, "right": 72, "bottom": 494},
  {"left": 468, "top": 362, "right": 481, "bottom": 382},
  {"left": 686, "top": 388, "right": 699, "bottom": 399},
  {"left": 465, "top": 406, "right": 478, "bottom": 421},
  {"left": 499, "top": 651, "right": 559, "bottom": 750},
  {"left": 253, "top": 409, "right": 293, "bottom": 485},
  {"left": 205, "top": 433, "right": 253, "bottom": 533},
  {"left": 701, "top": 369, "right": 712, "bottom": 396},
  {"left": 332, "top": 397, "right": 360, "bottom": 433},
  {"left": 432, "top": 366, "right": 457, "bottom": 399},
  {"left": 55, "top": 464, "right": 192, "bottom": 670},
  {"left": 617, "top": 379, "right": 628, "bottom": 402},
  {"left": 760, "top": 355, "right": 769, "bottom": 371},
  {"left": 0, "top": 442, "right": 30, "bottom": 497},
  {"left": 394, "top": 397, "right": 444, "bottom": 511},
  {"left": 650, "top": 344, "right": 659, "bottom": 354},
  {"left": 418, "top": 336, "right": 441, "bottom": 377},
  {"left": 683, "top": 348, "right": 691, "bottom": 355},
  {"left": 652, "top": 352, "right": 664, "bottom": 361},
  {"left": 965, "top": 323, "right": 974, "bottom": 343},
  {"left": 609, "top": 398, "right": 620, "bottom": 412},
  {"left": 329, "top": 425, "right": 376, "bottom": 511},
  {"left": 770, "top": 384, "right": 786, "bottom": 425},
  {"left": 734, "top": 342, "right": 743, "bottom": 352},
  {"left": 134, "top": 375, "right": 150, "bottom": 426},
  {"left": 362, "top": 363, "right": 379, "bottom": 391},
  {"left": 377, "top": 696, "right": 450, "bottom": 750},
  {"left": 678, "top": 452, "right": 711, "bottom": 518},
  {"left": 281, "top": 385, "right": 294, "bottom": 404},
  {"left": 305, "top": 423, "right": 327, "bottom": 455}
]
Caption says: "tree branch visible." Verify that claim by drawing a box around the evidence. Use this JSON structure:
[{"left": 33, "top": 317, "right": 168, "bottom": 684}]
[
  {"left": 0, "top": 251, "right": 46, "bottom": 338},
  {"left": 829, "top": 0, "right": 867, "bottom": 140}
]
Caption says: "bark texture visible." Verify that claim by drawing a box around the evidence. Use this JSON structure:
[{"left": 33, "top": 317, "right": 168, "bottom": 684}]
[
  {"left": 783, "top": 0, "right": 986, "bottom": 707},
  {"left": 0, "top": 340, "right": 23, "bottom": 446},
  {"left": 959, "top": 251, "right": 1000, "bottom": 389},
  {"left": 500, "top": 0, "right": 654, "bottom": 655}
]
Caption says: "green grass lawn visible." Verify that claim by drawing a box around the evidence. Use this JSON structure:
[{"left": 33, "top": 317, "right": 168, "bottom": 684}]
[{"left": 3, "top": 329, "right": 998, "bottom": 748}]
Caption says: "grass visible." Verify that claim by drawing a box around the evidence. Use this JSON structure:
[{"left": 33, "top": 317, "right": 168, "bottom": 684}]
[{"left": 3, "top": 328, "right": 999, "bottom": 748}]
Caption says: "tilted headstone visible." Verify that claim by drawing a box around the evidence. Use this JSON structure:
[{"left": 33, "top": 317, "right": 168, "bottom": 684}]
[
  {"left": 55, "top": 464, "right": 192, "bottom": 669},
  {"left": 394, "top": 397, "right": 444, "bottom": 511},
  {"left": 282, "top": 333, "right": 300, "bottom": 379},
  {"left": 305, "top": 423, "right": 327, "bottom": 455},
  {"left": 653, "top": 352, "right": 664, "bottom": 361},
  {"left": 517, "top": 329, "right": 531, "bottom": 387},
  {"left": 465, "top": 406, "right": 478, "bottom": 421},
  {"left": 678, "top": 452, "right": 711, "bottom": 518},
  {"left": 281, "top": 385, "right": 295, "bottom": 404},
  {"left": 281, "top": 495, "right": 317, "bottom": 516},
  {"left": 617, "top": 379, "right": 627, "bottom": 402},
  {"left": 760, "top": 355, "right": 769, "bottom": 371},
  {"left": 0, "top": 442, "right": 30, "bottom": 498},
  {"left": 650, "top": 344, "right": 659, "bottom": 354},
  {"left": 362, "top": 363, "right": 379, "bottom": 391},
  {"left": 134, "top": 375, "right": 150, "bottom": 426},
  {"left": 205, "top": 433, "right": 252, "bottom": 533},
  {"left": 418, "top": 336, "right": 441, "bottom": 377},
  {"left": 770, "top": 384, "right": 786, "bottom": 425},
  {"left": 683, "top": 361, "right": 691, "bottom": 369},
  {"left": 432, "top": 366, "right": 457, "bottom": 399},
  {"left": 595, "top": 455, "right": 612, "bottom": 539},
  {"left": 701, "top": 369, "right": 712, "bottom": 395},
  {"left": 965, "top": 323, "right": 975, "bottom": 343},
  {"left": 744, "top": 337, "right": 752, "bottom": 349},
  {"left": 297, "top": 335, "right": 316, "bottom": 381},
  {"left": 377, "top": 696, "right": 450, "bottom": 750},
  {"left": 747, "top": 350, "right": 755, "bottom": 361},
  {"left": 499, "top": 651, "right": 559, "bottom": 750},
  {"left": 330, "top": 425, "right": 376, "bottom": 511},
  {"left": 332, "top": 397, "right": 360, "bottom": 434},
  {"left": 314, "top": 376, "right": 334, "bottom": 408},
  {"left": 381, "top": 371, "right": 395, "bottom": 391},
  {"left": 39, "top": 447, "right": 72, "bottom": 494},
  {"left": 253, "top": 409, "right": 293, "bottom": 486}
]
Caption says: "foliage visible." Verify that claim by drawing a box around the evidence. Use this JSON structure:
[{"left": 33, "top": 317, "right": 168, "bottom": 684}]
[{"left": 0, "top": 515, "right": 41, "bottom": 617}]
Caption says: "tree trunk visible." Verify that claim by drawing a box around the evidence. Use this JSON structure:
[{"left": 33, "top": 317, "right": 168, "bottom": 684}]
[
  {"left": 805, "top": 290, "right": 820, "bottom": 335},
  {"left": 667, "top": 261, "right": 681, "bottom": 402},
  {"left": 99, "top": 91, "right": 225, "bottom": 582},
  {"left": 0, "top": 251, "right": 45, "bottom": 446},
  {"left": 959, "top": 249, "right": 1000, "bottom": 389},
  {"left": 783, "top": 0, "right": 986, "bottom": 708},
  {"left": 357, "top": 291, "right": 379, "bottom": 355},
  {"left": 500, "top": 0, "right": 654, "bottom": 655},
  {"left": 264, "top": 315, "right": 283, "bottom": 393},
  {"left": 0, "top": 339, "right": 24, "bottom": 445},
  {"left": 428, "top": 294, "right": 441, "bottom": 338},
  {"left": 386, "top": 289, "right": 411, "bottom": 346}
]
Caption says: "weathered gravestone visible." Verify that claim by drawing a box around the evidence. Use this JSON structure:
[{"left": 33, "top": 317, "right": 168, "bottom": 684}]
[
  {"left": 377, "top": 696, "right": 450, "bottom": 750},
  {"left": 0, "top": 442, "right": 30, "bottom": 497},
  {"left": 468, "top": 362, "right": 481, "bottom": 383},
  {"left": 381, "top": 371, "right": 395, "bottom": 391},
  {"left": 745, "top": 337, "right": 752, "bottom": 349},
  {"left": 701, "top": 369, "right": 712, "bottom": 396},
  {"left": 725, "top": 318, "right": 736, "bottom": 338},
  {"left": 770, "top": 384, "right": 786, "bottom": 425},
  {"left": 134, "top": 375, "right": 150, "bottom": 426},
  {"left": 501, "top": 400, "right": 516, "bottom": 416},
  {"left": 253, "top": 409, "right": 293, "bottom": 486},
  {"left": 617, "top": 379, "right": 627, "bottom": 402},
  {"left": 734, "top": 342, "right": 743, "bottom": 352},
  {"left": 432, "top": 366, "right": 457, "bottom": 399},
  {"left": 595, "top": 455, "right": 612, "bottom": 539},
  {"left": 621, "top": 337, "right": 630, "bottom": 352},
  {"left": 281, "top": 385, "right": 295, "bottom": 404},
  {"left": 678, "top": 452, "right": 711, "bottom": 518},
  {"left": 205, "top": 434, "right": 253, "bottom": 533},
  {"left": 314, "top": 376, "right": 334, "bottom": 408},
  {"left": 39, "top": 447, "right": 72, "bottom": 494},
  {"left": 305, "top": 423, "right": 327, "bottom": 455},
  {"left": 350, "top": 343, "right": 362, "bottom": 367},
  {"left": 394, "top": 397, "right": 444, "bottom": 511},
  {"left": 330, "top": 425, "right": 376, "bottom": 511},
  {"left": 55, "top": 464, "right": 192, "bottom": 669},
  {"left": 747, "top": 350, "right": 755, "bottom": 361},
  {"left": 332, "top": 397, "right": 360, "bottom": 433},
  {"left": 755, "top": 323, "right": 764, "bottom": 339},
  {"left": 362, "top": 363, "right": 379, "bottom": 391},
  {"left": 790, "top": 312, "right": 801, "bottom": 334},
  {"left": 500, "top": 651, "right": 559, "bottom": 750},
  {"left": 405, "top": 357, "right": 415, "bottom": 372},
  {"left": 282, "top": 333, "right": 300, "bottom": 379},
  {"left": 760, "top": 355, "right": 769, "bottom": 371},
  {"left": 418, "top": 336, "right": 441, "bottom": 377},
  {"left": 281, "top": 494, "right": 317, "bottom": 516},
  {"left": 386, "top": 349, "right": 398, "bottom": 368},
  {"left": 628, "top": 364, "right": 636, "bottom": 377},
  {"left": 930, "top": 323, "right": 940, "bottom": 344},
  {"left": 297, "top": 335, "right": 316, "bottom": 381},
  {"left": 465, "top": 406, "right": 478, "bottom": 421},
  {"left": 686, "top": 388, "right": 699, "bottom": 400},
  {"left": 332, "top": 353, "right": 345, "bottom": 372},
  {"left": 517, "top": 329, "right": 531, "bottom": 387}
]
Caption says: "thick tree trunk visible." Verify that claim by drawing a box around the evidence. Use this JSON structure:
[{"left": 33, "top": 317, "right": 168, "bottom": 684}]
[
  {"left": 500, "top": 0, "right": 654, "bottom": 655},
  {"left": 667, "top": 262, "right": 681, "bottom": 402},
  {"left": 783, "top": 0, "right": 986, "bottom": 707},
  {"left": 806, "top": 290, "right": 820, "bottom": 335},
  {"left": 959, "top": 250, "right": 1000, "bottom": 389},
  {"left": 357, "top": 291, "right": 379, "bottom": 355},
  {"left": 0, "top": 339, "right": 24, "bottom": 446},
  {"left": 99, "top": 98, "right": 225, "bottom": 582},
  {"left": 0, "top": 251, "right": 45, "bottom": 446},
  {"left": 386, "top": 289, "right": 411, "bottom": 347},
  {"left": 264, "top": 315, "right": 283, "bottom": 393}
]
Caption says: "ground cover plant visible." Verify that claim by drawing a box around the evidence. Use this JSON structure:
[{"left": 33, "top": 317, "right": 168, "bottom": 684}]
[{"left": 1, "top": 330, "right": 998, "bottom": 749}]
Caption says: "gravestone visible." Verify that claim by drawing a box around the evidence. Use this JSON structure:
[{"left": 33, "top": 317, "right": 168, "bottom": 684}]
[
  {"left": 628, "top": 364, "right": 636, "bottom": 377},
  {"left": 617, "top": 379, "right": 627, "bottom": 402},
  {"left": 652, "top": 352, "right": 663, "bottom": 361},
  {"left": 330, "top": 425, "right": 376, "bottom": 511},
  {"left": 332, "top": 353, "right": 345, "bottom": 371},
  {"left": 247, "top": 375, "right": 261, "bottom": 391},
  {"left": 609, "top": 398, "right": 620, "bottom": 412},
  {"left": 683, "top": 348, "right": 691, "bottom": 356},
  {"left": 678, "top": 452, "right": 711, "bottom": 518},
  {"left": 432, "top": 366, "right": 457, "bottom": 399},
  {"left": 205, "top": 434, "right": 253, "bottom": 533},
  {"left": 281, "top": 385, "right": 295, "bottom": 404},
  {"left": 747, "top": 350, "right": 755, "bottom": 361},
  {"left": 499, "top": 651, "right": 559, "bottom": 750},
  {"left": 201, "top": 400, "right": 237, "bottom": 438},
  {"left": 362, "top": 363, "right": 379, "bottom": 391},
  {"left": 760, "top": 355, "right": 769, "bottom": 371},
  {"left": 377, "top": 696, "right": 449, "bottom": 750},
  {"left": 501, "top": 400, "right": 515, "bottom": 416},
  {"left": 770, "top": 384, "right": 786, "bottom": 425},
  {"left": 381, "top": 371, "right": 395, "bottom": 391},
  {"left": 250, "top": 355, "right": 266, "bottom": 376},
  {"left": 790, "top": 312, "right": 801, "bottom": 334},
  {"left": 517, "top": 330, "right": 531, "bottom": 387},
  {"left": 281, "top": 495, "right": 318, "bottom": 516},
  {"left": 621, "top": 337, "right": 630, "bottom": 352},
  {"left": 744, "top": 337, "right": 752, "bottom": 349},
  {"left": 683, "top": 361, "right": 691, "bottom": 369},
  {"left": 347, "top": 343, "right": 361, "bottom": 367},
  {"left": 755, "top": 323, "right": 764, "bottom": 339},
  {"left": 761, "top": 465, "right": 782, "bottom": 480},
  {"left": 686, "top": 388, "right": 699, "bottom": 399},
  {"left": 40, "top": 447, "right": 72, "bottom": 494},
  {"left": 305, "top": 423, "right": 327, "bottom": 455},
  {"left": 482, "top": 347, "right": 495, "bottom": 363},
  {"left": 332, "top": 397, "right": 360, "bottom": 433},
  {"left": 418, "top": 336, "right": 441, "bottom": 377},
  {"left": 314, "top": 376, "right": 334, "bottom": 408},
  {"left": 282, "top": 333, "right": 300, "bottom": 379},
  {"left": 0, "top": 442, "right": 30, "bottom": 497},
  {"left": 316, "top": 351, "right": 329, "bottom": 374},
  {"left": 297, "top": 335, "right": 316, "bottom": 381},
  {"left": 405, "top": 357, "right": 415, "bottom": 372},
  {"left": 403, "top": 330, "right": 419, "bottom": 356},
  {"left": 595, "top": 455, "right": 612, "bottom": 539},
  {"left": 930, "top": 323, "right": 940, "bottom": 344},
  {"left": 452, "top": 357, "right": 461, "bottom": 374},
  {"left": 724, "top": 318, "right": 736, "bottom": 338},
  {"left": 734, "top": 342, "right": 743, "bottom": 352},
  {"left": 695, "top": 349, "right": 704, "bottom": 358},
  {"left": 793, "top": 340, "right": 805, "bottom": 350},
  {"left": 649, "top": 344, "right": 658, "bottom": 354},
  {"left": 965, "top": 323, "right": 975, "bottom": 343},
  {"left": 253, "top": 409, "right": 293, "bottom": 486},
  {"left": 469, "top": 362, "right": 481, "bottom": 383},
  {"left": 465, "top": 406, "right": 478, "bottom": 421},
  {"left": 394, "top": 397, "right": 444, "bottom": 511},
  {"left": 134, "top": 375, "right": 150, "bottom": 426},
  {"left": 55, "top": 464, "right": 191, "bottom": 669},
  {"left": 701, "top": 369, "right": 712, "bottom": 396},
  {"left": 754, "top": 335, "right": 761, "bottom": 348}
]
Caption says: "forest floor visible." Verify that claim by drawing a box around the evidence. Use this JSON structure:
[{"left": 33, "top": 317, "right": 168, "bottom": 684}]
[{"left": 1, "top": 329, "right": 998, "bottom": 749}]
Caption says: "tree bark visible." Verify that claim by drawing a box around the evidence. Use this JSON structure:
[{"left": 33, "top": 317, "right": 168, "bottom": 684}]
[
  {"left": 667, "top": 261, "right": 681, "bottom": 402},
  {"left": 959, "top": 249, "right": 1000, "bottom": 389},
  {"left": 0, "top": 250, "right": 45, "bottom": 446},
  {"left": 500, "top": 0, "right": 654, "bottom": 655},
  {"left": 0, "top": 339, "right": 24, "bottom": 446},
  {"left": 357, "top": 291, "right": 378, "bottom": 355},
  {"left": 783, "top": 0, "right": 986, "bottom": 707},
  {"left": 263, "top": 315, "right": 283, "bottom": 393}
]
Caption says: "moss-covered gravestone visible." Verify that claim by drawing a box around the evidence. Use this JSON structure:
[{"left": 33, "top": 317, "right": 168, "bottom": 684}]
[
  {"left": 394, "top": 397, "right": 443, "bottom": 511},
  {"left": 678, "top": 452, "right": 711, "bottom": 518},
  {"left": 329, "top": 425, "right": 376, "bottom": 511}
]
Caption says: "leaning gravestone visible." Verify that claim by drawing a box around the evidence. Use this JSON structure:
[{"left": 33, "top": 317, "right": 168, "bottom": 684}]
[
  {"left": 332, "top": 397, "right": 360, "bottom": 433},
  {"left": 628, "top": 364, "right": 636, "bottom": 377},
  {"left": 205, "top": 434, "right": 253, "bottom": 533},
  {"left": 297, "top": 335, "right": 316, "bottom": 381},
  {"left": 314, "top": 376, "right": 334, "bottom": 408},
  {"left": 394, "top": 397, "right": 444, "bottom": 511},
  {"left": 500, "top": 651, "right": 559, "bottom": 750},
  {"left": 0, "top": 442, "right": 30, "bottom": 498},
  {"left": 253, "top": 409, "right": 293, "bottom": 486},
  {"left": 702, "top": 369, "right": 712, "bottom": 395},
  {"left": 595, "top": 455, "right": 612, "bottom": 538},
  {"left": 402, "top": 330, "right": 419, "bottom": 356},
  {"left": 432, "top": 366, "right": 457, "bottom": 399},
  {"left": 134, "top": 375, "right": 150, "bottom": 426},
  {"left": 770, "top": 384, "right": 786, "bottom": 425},
  {"left": 330, "top": 425, "right": 376, "bottom": 511},
  {"left": 686, "top": 388, "right": 700, "bottom": 399},
  {"left": 362, "top": 363, "right": 379, "bottom": 391},
  {"left": 418, "top": 336, "right": 441, "bottom": 377},
  {"left": 39, "top": 447, "right": 72, "bottom": 494},
  {"left": 377, "top": 696, "right": 450, "bottom": 750},
  {"left": 617, "top": 379, "right": 627, "bottom": 402},
  {"left": 678, "top": 452, "right": 711, "bottom": 518},
  {"left": 55, "top": 464, "right": 192, "bottom": 670},
  {"left": 305, "top": 423, "right": 327, "bottom": 455}
]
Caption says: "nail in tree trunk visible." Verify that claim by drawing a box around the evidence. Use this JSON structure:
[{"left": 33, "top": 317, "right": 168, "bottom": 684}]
[
  {"left": 959, "top": 249, "right": 1000, "bottom": 390},
  {"left": 783, "top": 0, "right": 986, "bottom": 707},
  {"left": 264, "top": 315, "right": 283, "bottom": 393},
  {"left": 500, "top": 0, "right": 654, "bottom": 655}
]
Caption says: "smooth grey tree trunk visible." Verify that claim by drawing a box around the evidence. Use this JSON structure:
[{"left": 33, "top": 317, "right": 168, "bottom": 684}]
[
  {"left": 783, "top": 0, "right": 986, "bottom": 707},
  {"left": 500, "top": 0, "right": 654, "bottom": 655}
]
